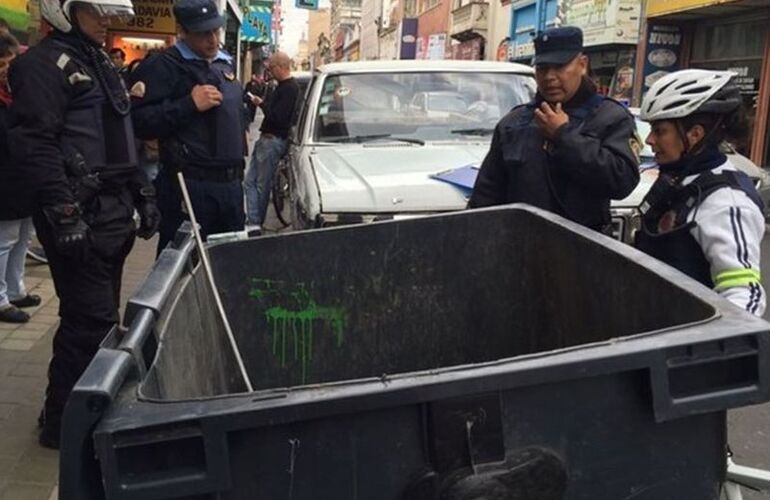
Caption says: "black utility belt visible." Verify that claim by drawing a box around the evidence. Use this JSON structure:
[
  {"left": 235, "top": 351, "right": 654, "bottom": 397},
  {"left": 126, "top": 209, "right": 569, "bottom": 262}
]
[{"left": 172, "top": 163, "right": 244, "bottom": 183}]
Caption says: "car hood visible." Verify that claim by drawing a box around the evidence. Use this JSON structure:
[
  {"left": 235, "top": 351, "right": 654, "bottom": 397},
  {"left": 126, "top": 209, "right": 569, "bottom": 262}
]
[
  {"left": 612, "top": 167, "right": 659, "bottom": 209},
  {"left": 612, "top": 153, "right": 769, "bottom": 210},
  {"left": 311, "top": 143, "right": 489, "bottom": 213}
]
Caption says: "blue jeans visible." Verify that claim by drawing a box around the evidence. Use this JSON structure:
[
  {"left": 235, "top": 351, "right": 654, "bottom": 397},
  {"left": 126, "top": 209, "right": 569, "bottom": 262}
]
[
  {"left": 0, "top": 218, "right": 32, "bottom": 307},
  {"left": 244, "top": 135, "right": 287, "bottom": 225}
]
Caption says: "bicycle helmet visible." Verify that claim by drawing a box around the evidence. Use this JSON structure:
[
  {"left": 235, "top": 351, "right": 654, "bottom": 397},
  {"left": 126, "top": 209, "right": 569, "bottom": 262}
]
[
  {"left": 640, "top": 69, "right": 741, "bottom": 122},
  {"left": 41, "top": 0, "right": 134, "bottom": 33}
]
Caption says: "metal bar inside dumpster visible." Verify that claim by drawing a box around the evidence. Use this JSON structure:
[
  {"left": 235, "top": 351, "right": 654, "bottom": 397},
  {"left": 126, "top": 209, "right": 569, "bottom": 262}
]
[{"left": 177, "top": 172, "right": 255, "bottom": 392}]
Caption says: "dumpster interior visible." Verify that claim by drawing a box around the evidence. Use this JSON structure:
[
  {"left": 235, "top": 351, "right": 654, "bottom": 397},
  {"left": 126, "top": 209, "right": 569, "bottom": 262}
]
[{"left": 141, "top": 208, "right": 716, "bottom": 399}]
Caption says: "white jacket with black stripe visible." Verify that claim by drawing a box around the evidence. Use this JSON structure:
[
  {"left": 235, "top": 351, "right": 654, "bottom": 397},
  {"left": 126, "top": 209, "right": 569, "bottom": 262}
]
[{"left": 683, "top": 159, "right": 765, "bottom": 316}]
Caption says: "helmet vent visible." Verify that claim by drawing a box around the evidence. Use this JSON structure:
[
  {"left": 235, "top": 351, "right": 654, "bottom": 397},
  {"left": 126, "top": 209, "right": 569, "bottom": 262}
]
[{"left": 663, "top": 99, "right": 690, "bottom": 111}]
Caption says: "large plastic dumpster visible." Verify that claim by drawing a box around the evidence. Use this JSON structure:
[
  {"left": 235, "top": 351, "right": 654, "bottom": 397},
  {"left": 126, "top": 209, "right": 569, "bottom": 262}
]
[{"left": 60, "top": 205, "right": 770, "bottom": 500}]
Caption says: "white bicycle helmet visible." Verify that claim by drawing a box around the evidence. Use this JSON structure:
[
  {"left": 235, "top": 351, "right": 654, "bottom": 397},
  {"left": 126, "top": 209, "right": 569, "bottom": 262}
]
[
  {"left": 640, "top": 69, "right": 741, "bottom": 122},
  {"left": 41, "top": 0, "right": 134, "bottom": 33}
]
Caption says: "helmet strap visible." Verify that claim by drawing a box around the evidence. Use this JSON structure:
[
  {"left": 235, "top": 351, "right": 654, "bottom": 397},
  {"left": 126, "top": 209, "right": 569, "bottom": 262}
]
[{"left": 676, "top": 114, "right": 726, "bottom": 160}]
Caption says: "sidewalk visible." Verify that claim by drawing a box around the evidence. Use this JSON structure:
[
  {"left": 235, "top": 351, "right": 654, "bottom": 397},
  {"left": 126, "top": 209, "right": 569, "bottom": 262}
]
[{"left": 0, "top": 237, "right": 157, "bottom": 500}]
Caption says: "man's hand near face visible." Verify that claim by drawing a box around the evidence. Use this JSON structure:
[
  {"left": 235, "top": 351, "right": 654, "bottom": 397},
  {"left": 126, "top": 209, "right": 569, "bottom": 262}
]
[{"left": 534, "top": 101, "right": 569, "bottom": 140}]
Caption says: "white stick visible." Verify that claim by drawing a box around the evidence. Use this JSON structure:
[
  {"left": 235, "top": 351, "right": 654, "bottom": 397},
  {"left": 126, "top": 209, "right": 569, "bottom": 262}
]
[{"left": 177, "top": 172, "right": 254, "bottom": 392}]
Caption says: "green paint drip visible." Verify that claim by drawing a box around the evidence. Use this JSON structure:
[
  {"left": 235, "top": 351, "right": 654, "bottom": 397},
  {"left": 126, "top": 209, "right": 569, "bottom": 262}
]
[{"left": 251, "top": 279, "right": 348, "bottom": 384}]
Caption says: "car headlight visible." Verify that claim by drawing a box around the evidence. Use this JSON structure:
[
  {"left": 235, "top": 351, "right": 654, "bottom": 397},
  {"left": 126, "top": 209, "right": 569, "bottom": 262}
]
[{"left": 610, "top": 208, "right": 642, "bottom": 244}]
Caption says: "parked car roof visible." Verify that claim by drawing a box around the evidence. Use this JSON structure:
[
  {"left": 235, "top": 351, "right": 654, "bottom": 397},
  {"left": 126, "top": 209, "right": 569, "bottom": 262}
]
[{"left": 316, "top": 60, "right": 534, "bottom": 75}]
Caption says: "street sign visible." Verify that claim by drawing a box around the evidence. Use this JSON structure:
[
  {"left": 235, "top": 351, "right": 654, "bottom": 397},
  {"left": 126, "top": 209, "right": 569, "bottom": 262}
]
[
  {"left": 295, "top": 0, "right": 318, "bottom": 11},
  {"left": 241, "top": 4, "right": 272, "bottom": 43}
]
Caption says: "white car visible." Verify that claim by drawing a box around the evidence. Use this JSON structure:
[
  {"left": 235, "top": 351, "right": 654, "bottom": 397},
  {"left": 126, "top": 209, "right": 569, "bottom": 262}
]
[
  {"left": 610, "top": 108, "right": 770, "bottom": 243},
  {"left": 282, "top": 60, "right": 535, "bottom": 228}
]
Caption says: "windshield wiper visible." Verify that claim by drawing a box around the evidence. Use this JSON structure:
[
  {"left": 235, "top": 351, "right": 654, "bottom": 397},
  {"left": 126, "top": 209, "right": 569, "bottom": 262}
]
[
  {"left": 450, "top": 128, "right": 495, "bottom": 136},
  {"left": 327, "top": 134, "right": 425, "bottom": 145}
]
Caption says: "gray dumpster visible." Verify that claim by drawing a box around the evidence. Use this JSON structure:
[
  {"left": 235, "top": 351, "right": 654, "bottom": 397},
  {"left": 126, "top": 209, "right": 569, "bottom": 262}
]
[{"left": 59, "top": 205, "right": 770, "bottom": 500}]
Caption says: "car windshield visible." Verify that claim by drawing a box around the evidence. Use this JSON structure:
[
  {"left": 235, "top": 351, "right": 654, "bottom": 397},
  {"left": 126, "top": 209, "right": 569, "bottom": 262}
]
[
  {"left": 314, "top": 71, "right": 535, "bottom": 143},
  {"left": 634, "top": 118, "right": 655, "bottom": 164}
]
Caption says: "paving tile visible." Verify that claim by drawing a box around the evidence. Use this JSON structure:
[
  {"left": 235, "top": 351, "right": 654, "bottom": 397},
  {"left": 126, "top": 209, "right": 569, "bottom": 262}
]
[
  {"left": 9, "top": 455, "right": 59, "bottom": 485},
  {"left": 0, "top": 341, "right": 35, "bottom": 352},
  {"left": 0, "top": 482, "right": 54, "bottom": 500},
  {"left": 8, "top": 365, "right": 45, "bottom": 379},
  {"left": 7, "top": 331, "right": 47, "bottom": 343},
  {"left": 0, "top": 404, "right": 14, "bottom": 420},
  {"left": 0, "top": 433, "right": 30, "bottom": 460}
]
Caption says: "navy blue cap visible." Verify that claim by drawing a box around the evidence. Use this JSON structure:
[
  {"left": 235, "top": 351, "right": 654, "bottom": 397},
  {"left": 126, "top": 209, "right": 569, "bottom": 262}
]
[
  {"left": 173, "top": 0, "right": 225, "bottom": 32},
  {"left": 533, "top": 26, "right": 583, "bottom": 66}
]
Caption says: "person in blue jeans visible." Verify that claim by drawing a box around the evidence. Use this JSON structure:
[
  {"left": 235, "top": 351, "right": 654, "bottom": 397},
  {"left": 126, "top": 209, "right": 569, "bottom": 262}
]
[
  {"left": 0, "top": 30, "right": 40, "bottom": 324},
  {"left": 244, "top": 52, "right": 299, "bottom": 232}
]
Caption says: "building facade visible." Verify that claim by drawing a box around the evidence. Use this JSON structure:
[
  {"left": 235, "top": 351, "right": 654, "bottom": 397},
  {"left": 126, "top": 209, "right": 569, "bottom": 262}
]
[
  {"left": 509, "top": 0, "right": 641, "bottom": 102},
  {"left": 308, "top": 7, "right": 332, "bottom": 67},
  {"left": 634, "top": 0, "right": 770, "bottom": 165},
  {"left": 331, "top": 0, "right": 362, "bottom": 60},
  {"left": 486, "top": 0, "right": 512, "bottom": 61}
]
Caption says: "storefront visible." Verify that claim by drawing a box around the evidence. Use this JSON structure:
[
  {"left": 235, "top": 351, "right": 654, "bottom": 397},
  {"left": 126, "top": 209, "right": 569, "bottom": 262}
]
[
  {"left": 508, "top": 0, "right": 640, "bottom": 102},
  {"left": 636, "top": 0, "right": 770, "bottom": 165},
  {"left": 109, "top": 0, "right": 176, "bottom": 66}
]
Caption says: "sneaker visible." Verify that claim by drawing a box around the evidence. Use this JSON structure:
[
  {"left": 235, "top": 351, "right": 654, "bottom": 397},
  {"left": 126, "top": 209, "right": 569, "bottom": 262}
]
[
  {"left": 245, "top": 224, "right": 262, "bottom": 237},
  {"left": 0, "top": 305, "right": 30, "bottom": 323},
  {"left": 10, "top": 294, "right": 42, "bottom": 308}
]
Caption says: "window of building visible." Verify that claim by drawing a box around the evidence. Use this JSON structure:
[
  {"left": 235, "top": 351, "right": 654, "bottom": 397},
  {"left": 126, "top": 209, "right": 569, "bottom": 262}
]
[{"left": 691, "top": 17, "right": 768, "bottom": 157}]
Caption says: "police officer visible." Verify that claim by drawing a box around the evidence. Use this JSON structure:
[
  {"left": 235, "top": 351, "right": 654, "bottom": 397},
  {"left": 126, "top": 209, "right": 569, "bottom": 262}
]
[
  {"left": 469, "top": 27, "right": 640, "bottom": 233},
  {"left": 8, "top": 0, "right": 160, "bottom": 448},
  {"left": 127, "top": 0, "right": 246, "bottom": 252},
  {"left": 636, "top": 70, "right": 765, "bottom": 315}
]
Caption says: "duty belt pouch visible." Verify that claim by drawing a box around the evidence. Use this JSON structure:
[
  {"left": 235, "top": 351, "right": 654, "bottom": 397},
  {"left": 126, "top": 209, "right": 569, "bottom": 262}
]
[{"left": 63, "top": 146, "right": 102, "bottom": 210}]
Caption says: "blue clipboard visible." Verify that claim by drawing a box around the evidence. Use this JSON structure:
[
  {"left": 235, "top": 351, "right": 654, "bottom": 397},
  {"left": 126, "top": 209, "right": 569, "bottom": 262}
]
[{"left": 430, "top": 164, "right": 480, "bottom": 192}]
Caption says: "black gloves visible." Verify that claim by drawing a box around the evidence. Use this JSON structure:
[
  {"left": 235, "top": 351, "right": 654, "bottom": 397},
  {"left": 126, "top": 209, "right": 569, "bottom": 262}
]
[
  {"left": 135, "top": 186, "right": 160, "bottom": 239},
  {"left": 42, "top": 204, "right": 90, "bottom": 260}
]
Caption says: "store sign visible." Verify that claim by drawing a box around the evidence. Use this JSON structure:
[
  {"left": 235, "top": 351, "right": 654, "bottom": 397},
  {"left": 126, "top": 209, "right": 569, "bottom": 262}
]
[
  {"left": 400, "top": 18, "right": 418, "bottom": 59},
  {"left": 641, "top": 24, "right": 682, "bottom": 93},
  {"left": 727, "top": 66, "right": 759, "bottom": 95},
  {"left": 509, "top": 40, "right": 534, "bottom": 59},
  {"left": 241, "top": 5, "right": 272, "bottom": 43},
  {"left": 452, "top": 38, "right": 482, "bottom": 60},
  {"left": 427, "top": 33, "right": 446, "bottom": 60},
  {"left": 111, "top": 0, "right": 176, "bottom": 35},
  {"left": 561, "top": 0, "right": 641, "bottom": 47},
  {"left": 646, "top": 0, "right": 739, "bottom": 18},
  {"left": 496, "top": 38, "right": 509, "bottom": 62}
]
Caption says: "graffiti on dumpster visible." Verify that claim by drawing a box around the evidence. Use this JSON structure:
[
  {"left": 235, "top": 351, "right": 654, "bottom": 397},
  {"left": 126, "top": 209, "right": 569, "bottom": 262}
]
[{"left": 249, "top": 278, "right": 347, "bottom": 383}]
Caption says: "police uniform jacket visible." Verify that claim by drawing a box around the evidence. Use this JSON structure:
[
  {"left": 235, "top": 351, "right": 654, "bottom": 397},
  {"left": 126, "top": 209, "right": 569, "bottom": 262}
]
[
  {"left": 469, "top": 80, "right": 640, "bottom": 231},
  {"left": 7, "top": 32, "right": 145, "bottom": 221},
  {"left": 127, "top": 42, "right": 246, "bottom": 171}
]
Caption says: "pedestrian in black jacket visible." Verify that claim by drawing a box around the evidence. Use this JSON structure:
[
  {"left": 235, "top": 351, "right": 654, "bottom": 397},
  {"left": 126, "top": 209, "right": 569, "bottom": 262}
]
[
  {"left": 8, "top": 0, "right": 159, "bottom": 448},
  {"left": 469, "top": 27, "right": 640, "bottom": 233},
  {"left": 0, "top": 29, "right": 40, "bottom": 324},
  {"left": 243, "top": 51, "right": 299, "bottom": 232}
]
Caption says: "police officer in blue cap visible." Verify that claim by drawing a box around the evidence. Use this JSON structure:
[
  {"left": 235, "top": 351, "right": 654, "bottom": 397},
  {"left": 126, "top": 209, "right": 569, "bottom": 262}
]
[
  {"left": 470, "top": 26, "right": 640, "bottom": 233},
  {"left": 128, "top": 0, "right": 246, "bottom": 252}
]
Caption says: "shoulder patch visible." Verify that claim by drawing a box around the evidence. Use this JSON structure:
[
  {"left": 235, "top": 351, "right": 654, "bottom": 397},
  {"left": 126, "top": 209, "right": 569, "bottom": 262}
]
[
  {"left": 629, "top": 131, "right": 643, "bottom": 162},
  {"left": 56, "top": 53, "right": 71, "bottom": 70}
]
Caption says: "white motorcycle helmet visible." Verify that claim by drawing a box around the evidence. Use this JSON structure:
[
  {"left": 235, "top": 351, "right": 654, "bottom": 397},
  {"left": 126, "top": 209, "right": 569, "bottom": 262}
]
[
  {"left": 40, "top": 0, "right": 134, "bottom": 33},
  {"left": 640, "top": 69, "right": 741, "bottom": 122}
]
